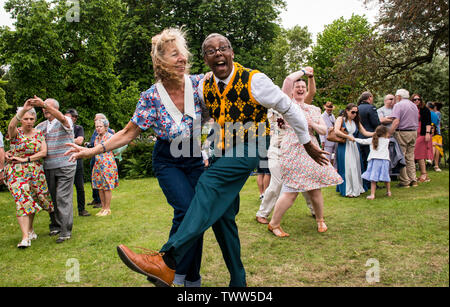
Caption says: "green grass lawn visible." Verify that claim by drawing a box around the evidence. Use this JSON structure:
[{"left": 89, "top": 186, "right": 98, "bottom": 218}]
[{"left": 0, "top": 169, "right": 448, "bottom": 287}]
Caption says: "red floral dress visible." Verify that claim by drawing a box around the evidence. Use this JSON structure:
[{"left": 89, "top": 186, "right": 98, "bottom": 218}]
[
  {"left": 6, "top": 128, "right": 53, "bottom": 217},
  {"left": 92, "top": 132, "right": 119, "bottom": 190}
]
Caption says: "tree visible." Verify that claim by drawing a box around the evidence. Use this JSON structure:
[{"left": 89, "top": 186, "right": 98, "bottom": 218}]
[
  {"left": 333, "top": 0, "right": 449, "bottom": 91},
  {"left": 0, "top": 0, "right": 126, "bottom": 133},
  {"left": 308, "top": 14, "right": 373, "bottom": 107},
  {"left": 266, "top": 25, "right": 313, "bottom": 87}
]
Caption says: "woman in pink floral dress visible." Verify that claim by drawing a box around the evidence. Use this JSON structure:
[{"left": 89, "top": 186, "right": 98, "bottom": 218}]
[
  {"left": 268, "top": 68, "right": 342, "bottom": 237},
  {"left": 92, "top": 119, "right": 119, "bottom": 216},
  {"left": 6, "top": 103, "right": 53, "bottom": 248}
]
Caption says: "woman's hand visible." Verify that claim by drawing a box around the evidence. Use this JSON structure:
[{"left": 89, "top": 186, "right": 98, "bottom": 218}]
[
  {"left": 65, "top": 143, "right": 96, "bottom": 162},
  {"left": 347, "top": 135, "right": 356, "bottom": 142},
  {"left": 4, "top": 151, "right": 13, "bottom": 163},
  {"left": 23, "top": 99, "right": 34, "bottom": 112},
  {"left": 304, "top": 66, "right": 314, "bottom": 77},
  {"left": 11, "top": 156, "right": 27, "bottom": 163}
]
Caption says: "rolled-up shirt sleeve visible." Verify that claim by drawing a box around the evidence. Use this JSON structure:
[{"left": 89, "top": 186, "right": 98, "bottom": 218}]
[{"left": 251, "top": 73, "right": 311, "bottom": 144}]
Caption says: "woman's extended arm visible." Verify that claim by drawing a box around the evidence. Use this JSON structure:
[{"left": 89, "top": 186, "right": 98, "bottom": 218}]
[
  {"left": 358, "top": 123, "right": 375, "bottom": 138},
  {"left": 309, "top": 115, "right": 328, "bottom": 136}
]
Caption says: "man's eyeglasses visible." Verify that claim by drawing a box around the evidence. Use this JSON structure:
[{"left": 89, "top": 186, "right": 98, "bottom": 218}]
[{"left": 204, "top": 45, "right": 231, "bottom": 57}]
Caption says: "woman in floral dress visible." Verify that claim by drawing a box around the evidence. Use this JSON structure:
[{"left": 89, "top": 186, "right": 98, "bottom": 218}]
[
  {"left": 6, "top": 102, "right": 53, "bottom": 248},
  {"left": 92, "top": 118, "right": 119, "bottom": 216},
  {"left": 268, "top": 68, "right": 342, "bottom": 237}
]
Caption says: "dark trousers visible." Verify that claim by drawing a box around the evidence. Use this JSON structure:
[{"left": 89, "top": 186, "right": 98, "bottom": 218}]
[
  {"left": 161, "top": 141, "right": 259, "bottom": 287},
  {"left": 74, "top": 160, "right": 86, "bottom": 213},
  {"left": 90, "top": 157, "right": 101, "bottom": 203},
  {"left": 153, "top": 139, "right": 205, "bottom": 283}
]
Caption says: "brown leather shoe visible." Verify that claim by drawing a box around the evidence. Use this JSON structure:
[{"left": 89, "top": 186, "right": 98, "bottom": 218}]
[
  {"left": 256, "top": 216, "right": 269, "bottom": 224},
  {"left": 116, "top": 245, "right": 175, "bottom": 287}
]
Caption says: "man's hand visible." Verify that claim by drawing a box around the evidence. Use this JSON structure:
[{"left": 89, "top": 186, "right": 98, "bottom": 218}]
[{"left": 303, "top": 141, "right": 330, "bottom": 166}]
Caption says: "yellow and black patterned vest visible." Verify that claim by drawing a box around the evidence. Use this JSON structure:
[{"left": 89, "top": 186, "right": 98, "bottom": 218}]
[{"left": 203, "top": 62, "right": 270, "bottom": 150}]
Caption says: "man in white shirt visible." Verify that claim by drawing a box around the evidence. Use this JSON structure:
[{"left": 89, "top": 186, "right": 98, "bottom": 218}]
[
  {"left": 117, "top": 33, "right": 329, "bottom": 287},
  {"left": 378, "top": 94, "right": 395, "bottom": 130}
]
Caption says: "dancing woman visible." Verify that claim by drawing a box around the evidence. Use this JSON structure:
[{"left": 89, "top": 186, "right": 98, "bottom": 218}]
[
  {"left": 66, "top": 28, "right": 207, "bottom": 287},
  {"left": 268, "top": 68, "right": 343, "bottom": 237}
]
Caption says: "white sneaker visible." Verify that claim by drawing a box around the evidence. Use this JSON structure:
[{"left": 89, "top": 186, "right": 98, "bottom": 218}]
[
  {"left": 28, "top": 231, "right": 38, "bottom": 240},
  {"left": 17, "top": 239, "right": 31, "bottom": 249}
]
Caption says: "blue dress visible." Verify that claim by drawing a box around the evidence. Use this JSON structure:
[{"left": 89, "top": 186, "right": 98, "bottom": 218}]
[{"left": 336, "top": 120, "right": 367, "bottom": 197}]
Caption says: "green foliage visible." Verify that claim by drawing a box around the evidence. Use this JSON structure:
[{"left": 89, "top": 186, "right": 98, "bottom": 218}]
[
  {"left": 119, "top": 137, "right": 155, "bottom": 179},
  {"left": 265, "top": 25, "right": 313, "bottom": 87},
  {"left": 0, "top": 0, "right": 125, "bottom": 134},
  {"left": 116, "top": 0, "right": 286, "bottom": 91}
]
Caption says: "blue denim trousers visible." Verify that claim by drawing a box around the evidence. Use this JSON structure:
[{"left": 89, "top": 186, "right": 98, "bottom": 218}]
[{"left": 152, "top": 138, "right": 205, "bottom": 285}]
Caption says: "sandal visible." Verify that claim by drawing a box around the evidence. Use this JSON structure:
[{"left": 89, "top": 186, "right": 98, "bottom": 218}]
[
  {"left": 97, "top": 209, "right": 111, "bottom": 216},
  {"left": 268, "top": 224, "right": 290, "bottom": 238},
  {"left": 366, "top": 195, "right": 375, "bottom": 200},
  {"left": 386, "top": 192, "right": 392, "bottom": 197},
  {"left": 317, "top": 219, "right": 328, "bottom": 233},
  {"left": 17, "top": 238, "right": 31, "bottom": 249},
  {"left": 434, "top": 166, "right": 442, "bottom": 172},
  {"left": 418, "top": 175, "right": 431, "bottom": 183}
]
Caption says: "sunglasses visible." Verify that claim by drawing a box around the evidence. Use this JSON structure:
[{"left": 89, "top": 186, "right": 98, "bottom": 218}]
[
  {"left": 350, "top": 111, "right": 359, "bottom": 114},
  {"left": 413, "top": 98, "right": 422, "bottom": 102}
]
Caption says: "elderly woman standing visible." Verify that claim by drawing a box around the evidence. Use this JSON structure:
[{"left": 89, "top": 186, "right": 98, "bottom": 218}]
[
  {"left": 66, "top": 28, "right": 207, "bottom": 287},
  {"left": 5, "top": 101, "right": 53, "bottom": 248},
  {"left": 92, "top": 118, "right": 118, "bottom": 216}
]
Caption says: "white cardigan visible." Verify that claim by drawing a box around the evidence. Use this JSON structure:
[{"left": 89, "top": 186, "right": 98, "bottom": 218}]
[{"left": 355, "top": 137, "right": 390, "bottom": 161}]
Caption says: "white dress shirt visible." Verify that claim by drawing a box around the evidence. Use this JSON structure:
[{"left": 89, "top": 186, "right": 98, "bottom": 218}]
[{"left": 198, "top": 66, "right": 311, "bottom": 145}]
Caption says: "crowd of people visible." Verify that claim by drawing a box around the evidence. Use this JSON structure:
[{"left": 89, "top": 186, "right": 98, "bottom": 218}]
[
  {"left": 0, "top": 98, "right": 120, "bottom": 247},
  {"left": 0, "top": 27, "right": 446, "bottom": 288}
]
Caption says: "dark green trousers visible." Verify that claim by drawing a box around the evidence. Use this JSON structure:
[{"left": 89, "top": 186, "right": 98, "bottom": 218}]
[{"left": 161, "top": 142, "right": 259, "bottom": 287}]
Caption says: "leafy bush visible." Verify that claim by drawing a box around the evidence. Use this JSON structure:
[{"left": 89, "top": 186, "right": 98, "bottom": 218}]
[{"left": 119, "top": 138, "right": 155, "bottom": 179}]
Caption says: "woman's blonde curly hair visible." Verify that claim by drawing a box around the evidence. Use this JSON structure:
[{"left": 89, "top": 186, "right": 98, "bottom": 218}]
[{"left": 151, "top": 28, "right": 191, "bottom": 83}]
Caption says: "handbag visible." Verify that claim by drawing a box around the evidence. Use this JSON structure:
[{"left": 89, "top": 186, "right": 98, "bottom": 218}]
[{"left": 326, "top": 121, "right": 348, "bottom": 144}]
